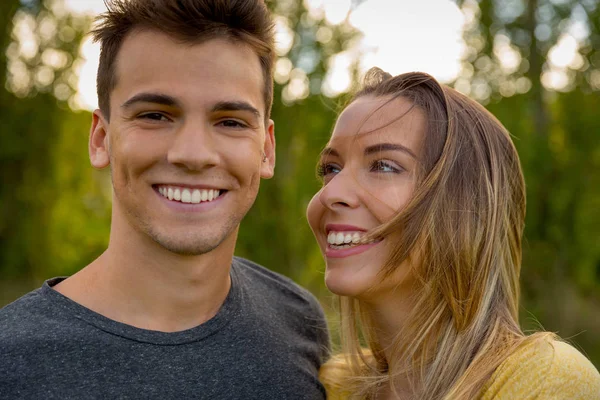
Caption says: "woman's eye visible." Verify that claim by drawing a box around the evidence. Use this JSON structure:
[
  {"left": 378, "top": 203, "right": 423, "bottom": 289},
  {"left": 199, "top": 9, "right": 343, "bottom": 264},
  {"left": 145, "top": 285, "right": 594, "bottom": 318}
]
[
  {"left": 317, "top": 163, "right": 341, "bottom": 178},
  {"left": 138, "top": 112, "right": 170, "bottom": 122},
  {"left": 370, "top": 160, "right": 402, "bottom": 173},
  {"left": 219, "top": 119, "right": 248, "bottom": 128}
]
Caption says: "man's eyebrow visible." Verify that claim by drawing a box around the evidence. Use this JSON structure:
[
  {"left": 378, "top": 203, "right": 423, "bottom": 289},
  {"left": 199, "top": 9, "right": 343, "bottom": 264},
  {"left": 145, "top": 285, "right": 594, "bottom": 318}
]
[
  {"left": 121, "top": 93, "right": 180, "bottom": 109},
  {"left": 364, "top": 143, "right": 417, "bottom": 159},
  {"left": 211, "top": 101, "right": 261, "bottom": 118}
]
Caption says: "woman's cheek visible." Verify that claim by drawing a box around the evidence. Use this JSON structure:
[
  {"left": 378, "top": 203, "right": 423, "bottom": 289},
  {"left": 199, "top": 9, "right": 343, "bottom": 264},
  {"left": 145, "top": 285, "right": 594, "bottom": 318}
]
[
  {"left": 306, "top": 193, "right": 324, "bottom": 238},
  {"left": 360, "top": 184, "right": 415, "bottom": 223}
]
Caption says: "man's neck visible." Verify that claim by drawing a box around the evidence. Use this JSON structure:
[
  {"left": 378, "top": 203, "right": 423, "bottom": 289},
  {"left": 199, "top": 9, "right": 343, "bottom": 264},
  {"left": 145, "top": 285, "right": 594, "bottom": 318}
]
[{"left": 54, "top": 225, "right": 236, "bottom": 333}]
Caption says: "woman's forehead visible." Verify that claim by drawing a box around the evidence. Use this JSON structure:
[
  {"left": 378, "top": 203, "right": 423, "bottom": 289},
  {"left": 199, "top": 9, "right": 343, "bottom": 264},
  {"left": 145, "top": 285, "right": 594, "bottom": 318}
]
[{"left": 329, "top": 95, "right": 426, "bottom": 150}]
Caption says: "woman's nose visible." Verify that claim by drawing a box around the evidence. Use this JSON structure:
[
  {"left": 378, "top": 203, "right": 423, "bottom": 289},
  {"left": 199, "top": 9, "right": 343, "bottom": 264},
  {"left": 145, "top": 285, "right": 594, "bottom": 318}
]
[{"left": 318, "top": 170, "right": 360, "bottom": 210}]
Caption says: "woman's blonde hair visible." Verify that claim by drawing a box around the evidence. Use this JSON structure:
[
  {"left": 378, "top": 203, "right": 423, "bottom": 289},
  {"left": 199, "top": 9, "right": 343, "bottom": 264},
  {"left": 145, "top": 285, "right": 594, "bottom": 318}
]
[{"left": 320, "top": 69, "right": 552, "bottom": 399}]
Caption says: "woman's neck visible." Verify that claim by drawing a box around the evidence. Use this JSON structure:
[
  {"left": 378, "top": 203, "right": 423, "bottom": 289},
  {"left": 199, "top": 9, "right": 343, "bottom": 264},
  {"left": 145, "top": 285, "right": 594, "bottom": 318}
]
[
  {"left": 361, "top": 285, "right": 415, "bottom": 360},
  {"left": 361, "top": 292, "right": 419, "bottom": 398}
]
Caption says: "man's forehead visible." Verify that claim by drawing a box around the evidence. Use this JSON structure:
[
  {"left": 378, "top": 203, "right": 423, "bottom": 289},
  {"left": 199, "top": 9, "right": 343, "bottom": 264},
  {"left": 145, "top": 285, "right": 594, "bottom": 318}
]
[
  {"left": 110, "top": 30, "right": 265, "bottom": 114},
  {"left": 114, "top": 29, "right": 262, "bottom": 77}
]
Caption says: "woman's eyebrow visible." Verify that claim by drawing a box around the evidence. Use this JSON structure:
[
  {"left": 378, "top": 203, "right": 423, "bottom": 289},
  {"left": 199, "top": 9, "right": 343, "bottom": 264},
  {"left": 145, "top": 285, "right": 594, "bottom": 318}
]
[
  {"left": 364, "top": 143, "right": 417, "bottom": 159},
  {"left": 319, "top": 147, "right": 339, "bottom": 158}
]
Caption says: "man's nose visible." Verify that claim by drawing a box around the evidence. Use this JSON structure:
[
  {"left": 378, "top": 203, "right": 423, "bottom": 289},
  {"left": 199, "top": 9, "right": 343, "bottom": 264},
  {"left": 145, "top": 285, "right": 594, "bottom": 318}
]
[
  {"left": 167, "top": 120, "right": 220, "bottom": 171},
  {"left": 318, "top": 170, "right": 360, "bottom": 211}
]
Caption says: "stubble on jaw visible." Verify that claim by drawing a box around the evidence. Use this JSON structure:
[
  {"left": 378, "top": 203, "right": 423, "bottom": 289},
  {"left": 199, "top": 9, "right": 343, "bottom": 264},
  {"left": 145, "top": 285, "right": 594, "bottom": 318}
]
[
  {"left": 109, "top": 170, "right": 263, "bottom": 257},
  {"left": 144, "top": 215, "right": 240, "bottom": 256}
]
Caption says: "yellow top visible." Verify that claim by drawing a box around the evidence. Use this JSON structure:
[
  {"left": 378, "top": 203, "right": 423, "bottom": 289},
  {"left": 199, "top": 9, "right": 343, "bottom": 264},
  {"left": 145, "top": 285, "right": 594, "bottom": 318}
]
[
  {"left": 480, "top": 337, "right": 600, "bottom": 399},
  {"left": 323, "top": 337, "right": 600, "bottom": 399}
]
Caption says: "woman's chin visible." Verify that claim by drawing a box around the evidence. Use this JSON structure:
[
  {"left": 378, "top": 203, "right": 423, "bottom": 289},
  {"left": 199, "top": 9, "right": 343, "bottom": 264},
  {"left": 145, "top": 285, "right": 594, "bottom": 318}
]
[{"left": 324, "top": 270, "right": 365, "bottom": 298}]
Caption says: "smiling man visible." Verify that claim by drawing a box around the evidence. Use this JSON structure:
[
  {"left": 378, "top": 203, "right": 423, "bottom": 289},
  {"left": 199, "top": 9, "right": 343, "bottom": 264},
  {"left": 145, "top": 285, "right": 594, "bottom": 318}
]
[{"left": 0, "top": 1, "right": 328, "bottom": 398}]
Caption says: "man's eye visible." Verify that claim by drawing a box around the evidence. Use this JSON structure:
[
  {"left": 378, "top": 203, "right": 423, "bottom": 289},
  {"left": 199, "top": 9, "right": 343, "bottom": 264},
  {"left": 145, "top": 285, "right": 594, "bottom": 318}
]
[
  {"left": 219, "top": 119, "right": 248, "bottom": 128},
  {"left": 370, "top": 160, "right": 402, "bottom": 173},
  {"left": 138, "top": 113, "right": 170, "bottom": 122}
]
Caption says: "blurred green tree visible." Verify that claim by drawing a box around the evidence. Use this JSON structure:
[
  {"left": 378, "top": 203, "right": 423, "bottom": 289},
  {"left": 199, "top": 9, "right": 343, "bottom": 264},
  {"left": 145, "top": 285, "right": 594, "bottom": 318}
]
[
  {"left": 454, "top": 0, "right": 600, "bottom": 365},
  {"left": 0, "top": 0, "right": 110, "bottom": 304}
]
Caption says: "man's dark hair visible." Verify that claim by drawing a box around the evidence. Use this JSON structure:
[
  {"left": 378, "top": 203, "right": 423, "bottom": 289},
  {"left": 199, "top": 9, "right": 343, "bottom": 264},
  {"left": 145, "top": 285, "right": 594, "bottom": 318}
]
[{"left": 92, "top": 0, "right": 275, "bottom": 122}]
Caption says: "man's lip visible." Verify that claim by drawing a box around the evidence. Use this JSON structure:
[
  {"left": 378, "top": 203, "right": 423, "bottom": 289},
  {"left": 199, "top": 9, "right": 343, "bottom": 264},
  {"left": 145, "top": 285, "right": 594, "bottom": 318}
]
[{"left": 325, "top": 224, "right": 368, "bottom": 234}]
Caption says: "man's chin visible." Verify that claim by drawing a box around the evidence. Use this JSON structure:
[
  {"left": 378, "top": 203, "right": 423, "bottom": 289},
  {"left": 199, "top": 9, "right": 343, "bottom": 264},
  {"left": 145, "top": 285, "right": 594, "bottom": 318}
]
[
  {"left": 149, "top": 234, "right": 225, "bottom": 256},
  {"left": 139, "top": 218, "right": 240, "bottom": 257}
]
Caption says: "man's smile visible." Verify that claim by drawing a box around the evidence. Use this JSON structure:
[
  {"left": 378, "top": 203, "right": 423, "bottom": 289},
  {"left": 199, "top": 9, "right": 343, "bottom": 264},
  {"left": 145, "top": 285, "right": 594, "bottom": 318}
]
[{"left": 155, "top": 185, "right": 225, "bottom": 204}]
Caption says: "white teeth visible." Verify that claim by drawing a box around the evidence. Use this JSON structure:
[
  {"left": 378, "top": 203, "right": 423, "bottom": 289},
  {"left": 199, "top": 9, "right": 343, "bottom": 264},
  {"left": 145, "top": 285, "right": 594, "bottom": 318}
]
[
  {"left": 158, "top": 186, "right": 222, "bottom": 204},
  {"left": 181, "top": 189, "right": 191, "bottom": 203},
  {"left": 192, "top": 189, "right": 201, "bottom": 204},
  {"left": 327, "top": 231, "right": 367, "bottom": 246},
  {"left": 327, "top": 232, "right": 335, "bottom": 243}
]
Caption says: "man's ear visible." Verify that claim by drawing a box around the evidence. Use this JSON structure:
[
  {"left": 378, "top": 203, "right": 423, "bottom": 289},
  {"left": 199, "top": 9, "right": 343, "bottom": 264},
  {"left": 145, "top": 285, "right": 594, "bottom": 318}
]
[
  {"left": 260, "top": 119, "right": 276, "bottom": 179},
  {"left": 89, "top": 109, "right": 110, "bottom": 169}
]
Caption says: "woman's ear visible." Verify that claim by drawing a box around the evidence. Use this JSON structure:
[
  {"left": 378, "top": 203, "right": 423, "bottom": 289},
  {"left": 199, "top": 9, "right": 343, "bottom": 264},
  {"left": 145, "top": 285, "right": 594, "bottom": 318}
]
[{"left": 89, "top": 109, "right": 110, "bottom": 169}]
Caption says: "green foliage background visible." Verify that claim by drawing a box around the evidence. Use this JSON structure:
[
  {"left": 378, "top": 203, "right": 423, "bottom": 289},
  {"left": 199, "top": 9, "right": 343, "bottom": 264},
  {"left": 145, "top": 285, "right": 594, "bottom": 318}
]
[{"left": 1, "top": 0, "right": 598, "bottom": 367}]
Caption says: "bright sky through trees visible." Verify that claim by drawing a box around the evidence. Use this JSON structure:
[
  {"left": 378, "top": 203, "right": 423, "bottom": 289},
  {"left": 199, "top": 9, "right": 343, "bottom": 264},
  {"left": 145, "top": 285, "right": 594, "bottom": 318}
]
[
  {"left": 63, "top": 0, "right": 466, "bottom": 110},
  {"left": 60, "top": 0, "right": 581, "bottom": 110}
]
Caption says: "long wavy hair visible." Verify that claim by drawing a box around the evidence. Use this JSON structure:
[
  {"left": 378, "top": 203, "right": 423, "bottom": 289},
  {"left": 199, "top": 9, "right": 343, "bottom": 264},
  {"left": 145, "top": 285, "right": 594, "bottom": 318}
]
[{"left": 319, "top": 69, "right": 551, "bottom": 399}]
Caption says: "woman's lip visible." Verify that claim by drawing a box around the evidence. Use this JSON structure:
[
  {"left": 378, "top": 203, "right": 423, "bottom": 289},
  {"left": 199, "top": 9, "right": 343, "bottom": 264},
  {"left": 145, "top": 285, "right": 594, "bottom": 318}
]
[
  {"left": 325, "top": 224, "right": 368, "bottom": 234},
  {"left": 324, "top": 241, "right": 381, "bottom": 259}
]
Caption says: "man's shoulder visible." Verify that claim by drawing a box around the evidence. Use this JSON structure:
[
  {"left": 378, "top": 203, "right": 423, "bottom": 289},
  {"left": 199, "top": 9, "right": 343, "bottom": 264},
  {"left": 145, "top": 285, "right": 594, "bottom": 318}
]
[
  {"left": 0, "top": 286, "right": 47, "bottom": 328},
  {"left": 0, "top": 280, "right": 76, "bottom": 346},
  {"left": 233, "top": 256, "right": 321, "bottom": 309},
  {"left": 0, "top": 285, "right": 65, "bottom": 362},
  {"left": 232, "top": 257, "right": 330, "bottom": 357}
]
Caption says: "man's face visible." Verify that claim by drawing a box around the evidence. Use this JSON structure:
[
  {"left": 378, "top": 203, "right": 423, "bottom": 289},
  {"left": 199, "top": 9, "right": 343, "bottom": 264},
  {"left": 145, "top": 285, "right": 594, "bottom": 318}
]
[{"left": 89, "top": 30, "right": 275, "bottom": 255}]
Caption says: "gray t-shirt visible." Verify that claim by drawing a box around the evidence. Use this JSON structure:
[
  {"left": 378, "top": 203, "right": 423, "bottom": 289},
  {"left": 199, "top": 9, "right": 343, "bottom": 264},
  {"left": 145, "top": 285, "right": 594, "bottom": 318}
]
[{"left": 0, "top": 257, "right": 329, "bottom": 399}]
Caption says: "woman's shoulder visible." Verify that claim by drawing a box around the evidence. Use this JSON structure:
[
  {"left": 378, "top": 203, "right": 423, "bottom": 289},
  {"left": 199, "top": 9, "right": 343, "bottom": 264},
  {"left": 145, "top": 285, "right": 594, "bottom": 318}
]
[{"left": 481, "top": 335, "right": 600, "bottom": 399}]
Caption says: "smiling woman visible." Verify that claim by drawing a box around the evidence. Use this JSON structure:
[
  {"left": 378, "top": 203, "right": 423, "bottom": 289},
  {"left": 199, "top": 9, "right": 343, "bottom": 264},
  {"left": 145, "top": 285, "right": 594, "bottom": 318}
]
[
  {"left": 308, "top": 94, "right": 423, "bottom": 298},
  {"left": 307, "top": 68, "right": 600, "bottom": 399}
]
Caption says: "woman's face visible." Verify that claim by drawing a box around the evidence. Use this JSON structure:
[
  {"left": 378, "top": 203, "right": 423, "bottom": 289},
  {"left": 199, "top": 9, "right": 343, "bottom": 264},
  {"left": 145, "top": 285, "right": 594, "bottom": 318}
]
[{"left": 307, "top": 95, "right": 425, "bottom": 300}]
